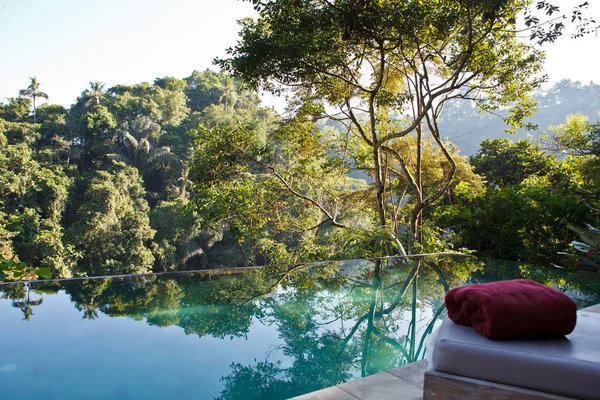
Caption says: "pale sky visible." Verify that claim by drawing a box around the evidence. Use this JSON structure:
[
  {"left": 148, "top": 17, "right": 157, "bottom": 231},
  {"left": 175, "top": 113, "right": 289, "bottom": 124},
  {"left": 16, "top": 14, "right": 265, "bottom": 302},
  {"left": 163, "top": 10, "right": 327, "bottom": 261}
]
[{"left": 0, "top": 0, "right": 599, "bottom": 109}]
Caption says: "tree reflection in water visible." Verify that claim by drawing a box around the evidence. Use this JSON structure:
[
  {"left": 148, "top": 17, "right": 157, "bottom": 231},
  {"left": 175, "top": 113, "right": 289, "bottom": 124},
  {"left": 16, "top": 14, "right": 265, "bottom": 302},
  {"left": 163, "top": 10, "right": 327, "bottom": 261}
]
[
  {"left": 1, "top": 256, "right": 598, "bottom": 400},
  {"left": 216, "top": 257, "right": 460, "bottom": 399},
  {"left": 11, "top": 283, "right": 43, "bottom": 321}
]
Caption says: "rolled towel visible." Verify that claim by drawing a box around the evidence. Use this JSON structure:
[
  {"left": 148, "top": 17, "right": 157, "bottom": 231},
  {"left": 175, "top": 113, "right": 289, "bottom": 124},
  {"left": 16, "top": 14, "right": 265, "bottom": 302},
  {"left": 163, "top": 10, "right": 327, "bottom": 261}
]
[{"left": 445, "top": 279, "right": 577, "bottom": 340}]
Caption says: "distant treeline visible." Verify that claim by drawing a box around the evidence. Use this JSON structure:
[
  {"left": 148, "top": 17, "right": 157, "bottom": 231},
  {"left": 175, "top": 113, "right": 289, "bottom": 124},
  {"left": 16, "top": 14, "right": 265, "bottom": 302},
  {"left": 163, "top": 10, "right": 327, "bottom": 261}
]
[{"left": 439, "top": 80, "right": 600, "bottom": 155}]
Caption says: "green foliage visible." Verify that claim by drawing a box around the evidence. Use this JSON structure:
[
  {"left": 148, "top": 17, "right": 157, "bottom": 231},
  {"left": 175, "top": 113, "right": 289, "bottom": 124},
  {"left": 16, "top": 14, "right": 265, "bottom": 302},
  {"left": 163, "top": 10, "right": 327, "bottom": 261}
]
[
  {"left": 0, "top": 119, "right": 38, "bottom": 145},
  {"left": 152, "top": 84, "right": 189, "bottom": 126},
  {"left": 0, "top": 129, "right": 75, "bottom": 278},
  {"left": 108, "top": 117, "right": 182, "bottom": 200},
  {"left": 550, "top": 114, "right": 599, "bottom": 157},
  {"left": 218, "top": 0, "right": 544, "bottom": 253},
  {"left": 0, "top": 258, "right": 51, "bottom": 282},
  {"left": 436, "top": 148, "right": 590, "bottom": 263},
  {"left": 150, "top": 198, "right": 206, "bottom": 271},
  {"left": 0, "top": 97, "right": 32, "bottom": 122},
  {"left": 69, "top": 103, "right": 118, "bottom": 170},
  {"left": 67, "top": 163, "right": 155, "bottom": 276},
  {"left": 185, "top": 69, "right": 230, "bottom": 113},
  {"left": 106, "top": 83, "right": 161, "bottom": 123},
  {"left": 189, "top": 109, "right": 371, "bottom": 266},
  {"left": 1, "top": 57, "right": 596, "bottom": 281},
  {"left": 548, "top": 115, "right": 600, "bottom": 209},
  {"left": 471, "top": 138, "right": 557, "bottom": 187},
  {"left": 3, "top": 70, "right": 279, "bottom": 279}
]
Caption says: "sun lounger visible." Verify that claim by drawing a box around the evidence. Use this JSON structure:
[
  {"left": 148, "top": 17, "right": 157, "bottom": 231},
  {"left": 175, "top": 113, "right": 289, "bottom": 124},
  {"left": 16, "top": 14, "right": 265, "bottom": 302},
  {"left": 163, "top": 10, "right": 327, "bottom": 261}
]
[{"left": 423, "top": 305, "right": 600, "bottom": 400}]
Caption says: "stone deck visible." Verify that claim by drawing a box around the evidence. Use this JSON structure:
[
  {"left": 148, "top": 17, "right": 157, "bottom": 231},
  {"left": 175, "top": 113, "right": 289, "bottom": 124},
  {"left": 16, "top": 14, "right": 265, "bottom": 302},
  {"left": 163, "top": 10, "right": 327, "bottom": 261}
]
[{"left": 291, "top": 359, "right": 428, "bottom": 400}]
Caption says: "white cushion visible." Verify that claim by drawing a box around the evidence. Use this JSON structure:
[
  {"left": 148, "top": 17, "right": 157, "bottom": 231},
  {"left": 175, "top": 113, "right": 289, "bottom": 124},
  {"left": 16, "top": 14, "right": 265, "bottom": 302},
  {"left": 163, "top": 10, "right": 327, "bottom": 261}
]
[{"left": 430, "top": 310, "right": 600, "bottom": 400}]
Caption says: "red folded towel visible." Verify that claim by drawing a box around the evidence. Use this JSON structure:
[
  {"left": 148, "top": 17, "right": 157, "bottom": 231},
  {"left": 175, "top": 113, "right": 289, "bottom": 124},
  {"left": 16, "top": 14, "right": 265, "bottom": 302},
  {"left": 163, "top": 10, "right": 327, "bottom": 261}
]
[{"left": 445, "top": 279, "right": 577, "bottom": 340}]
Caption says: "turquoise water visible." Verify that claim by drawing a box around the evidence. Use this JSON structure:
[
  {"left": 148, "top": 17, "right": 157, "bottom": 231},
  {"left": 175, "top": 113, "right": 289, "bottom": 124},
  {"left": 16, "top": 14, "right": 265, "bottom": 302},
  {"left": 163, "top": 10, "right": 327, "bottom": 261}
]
[{"left": 0, "top": 257, "right": 598, "bottom": 400}]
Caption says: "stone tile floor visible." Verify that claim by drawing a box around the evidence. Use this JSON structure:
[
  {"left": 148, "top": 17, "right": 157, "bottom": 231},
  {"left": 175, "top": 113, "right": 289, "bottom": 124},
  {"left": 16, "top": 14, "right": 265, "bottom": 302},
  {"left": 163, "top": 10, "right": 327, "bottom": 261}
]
[{"left": 291, "top": 359, "right": 427, "bottom": 400}]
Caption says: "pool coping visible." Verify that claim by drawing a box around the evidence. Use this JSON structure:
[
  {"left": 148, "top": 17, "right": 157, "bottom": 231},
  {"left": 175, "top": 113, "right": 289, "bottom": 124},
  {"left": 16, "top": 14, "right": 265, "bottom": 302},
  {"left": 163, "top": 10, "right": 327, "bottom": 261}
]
[{"left": 0, "top": 253, "right": 472, "bottom": 286}]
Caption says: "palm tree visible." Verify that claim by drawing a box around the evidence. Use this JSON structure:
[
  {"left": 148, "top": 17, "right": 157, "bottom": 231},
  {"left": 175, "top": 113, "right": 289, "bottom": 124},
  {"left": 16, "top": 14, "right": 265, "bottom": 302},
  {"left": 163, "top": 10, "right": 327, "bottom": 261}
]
[
  {"left": 84, "top": 81, "right": 106, "bottom": 107},
  {"left": 219, "top": 76, "right": 237, "bottom": 113},
  {"left": 110, "top": 132, "right": 178, "bottom": 174},
  {"left": 18, "top": 77, "right": 49, "bottom": 123},
  {"left": 108, "top": 128, "right": 182, "bottom": 195}
]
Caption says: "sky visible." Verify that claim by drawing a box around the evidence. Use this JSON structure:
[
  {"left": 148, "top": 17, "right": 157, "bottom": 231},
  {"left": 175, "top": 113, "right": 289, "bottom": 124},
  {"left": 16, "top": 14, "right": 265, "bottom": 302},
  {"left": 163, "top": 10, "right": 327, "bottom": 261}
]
[{"left": 0, "top": 0, "right": 599, "bottom": 110}]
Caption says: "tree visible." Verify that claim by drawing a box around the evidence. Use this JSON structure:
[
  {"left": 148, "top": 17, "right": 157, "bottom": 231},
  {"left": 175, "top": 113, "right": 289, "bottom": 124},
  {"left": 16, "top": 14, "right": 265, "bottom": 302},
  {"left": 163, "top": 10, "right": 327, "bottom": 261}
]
[
  {"left": 471, "top": 138, "right": 557, "bottom": 187},
  {"left": 435, "top": 136, "right": 591, "bottom": 263},
  {"left": 151, "top": 79, "right": 190, "bottom": 126},
  {"left": 549, "top": 114, "right": 600, "bottom": 159},
  {"left": 69, "top": 103, "right": 117, "bottom": 170},
  {"left": 150, "top": 198, "right": 207, "bottom": 271},
  {"left": 548, "top": 114, "right": 600, "bottom": 216},
  {"left": 107, "top": 115, "right": 182, "bottom": 198},
  {"left": 190, "top": 112, "right": 374, "bottom": 266},
  {"left": 435, "top": 177, "right": 588, "bottom": 263},
  {"left": 185, "top": 69, "right": 226, "bottom": 113},
  {"left": 18, "top": 77, "right": 49, "bottom": 123},
  {"left": 66, "top": 162, "right": 155, "bottom": 276},
  {"left": 83, "top": 81, "right": 106, "bottom": 107},
  {"left": 110, "top": 129, "right": 180, "bottom": 187},
  {"left": 33, "top": 104, "right": 71, "bottom": 164},
  {"left": 218, "top": 0, "right": 543, "bottom": 254},
  {"left": 0, "top": 97, "right": 32, "bottom": 122},
  {"left": 219, "top": 75, "right": 237, "bottom": 113},
  {"left": 0, "top": 128, "right": 75, "bottom": 278},
  {"left": 106, "top": 82, "right": 161, "bottom": 123}
]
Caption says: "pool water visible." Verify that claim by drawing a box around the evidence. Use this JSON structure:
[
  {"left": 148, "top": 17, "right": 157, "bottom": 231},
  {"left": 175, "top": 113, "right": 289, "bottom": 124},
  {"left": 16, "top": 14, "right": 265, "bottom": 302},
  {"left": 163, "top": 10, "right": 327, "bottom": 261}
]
[{"left": 0, "top": 257, "right": 598, "bottom": 400}]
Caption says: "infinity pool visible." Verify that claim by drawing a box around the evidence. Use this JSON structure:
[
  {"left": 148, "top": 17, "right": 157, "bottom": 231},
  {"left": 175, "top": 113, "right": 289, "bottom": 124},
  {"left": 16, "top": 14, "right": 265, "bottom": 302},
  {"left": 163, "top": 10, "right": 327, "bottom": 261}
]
[{"left": 1, "top": 257, "right": 598, "bottom": 400}]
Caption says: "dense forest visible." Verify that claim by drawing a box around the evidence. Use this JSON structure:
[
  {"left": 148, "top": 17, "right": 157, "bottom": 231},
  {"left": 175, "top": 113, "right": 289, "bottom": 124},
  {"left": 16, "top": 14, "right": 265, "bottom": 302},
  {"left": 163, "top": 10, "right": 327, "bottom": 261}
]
[{"left": 1, "top": 0, "right": 600, "bottom": 281}]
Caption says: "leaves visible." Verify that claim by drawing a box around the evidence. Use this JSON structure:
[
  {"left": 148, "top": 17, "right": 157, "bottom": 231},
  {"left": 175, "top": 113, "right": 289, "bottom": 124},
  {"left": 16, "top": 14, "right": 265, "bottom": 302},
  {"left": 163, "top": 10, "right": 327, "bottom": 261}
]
[{"left": 0, "top": 259, "right": 52, "bottom": 282}]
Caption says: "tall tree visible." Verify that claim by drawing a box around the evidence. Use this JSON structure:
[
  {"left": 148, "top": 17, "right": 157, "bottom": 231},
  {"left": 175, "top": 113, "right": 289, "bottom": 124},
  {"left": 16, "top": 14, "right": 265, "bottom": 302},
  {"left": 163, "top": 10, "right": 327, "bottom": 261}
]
[
  {"left": 219, "top": 76, "right": 237, "bottom": 113},
  {"left": 218, "top": 0, "right": 543, "bottom": 254},
  {"left": 84, "top": 81, "right": 106, "bottom": 107},
  {"left": 18, "top": 77, "right": 49, "bottom": 123}
]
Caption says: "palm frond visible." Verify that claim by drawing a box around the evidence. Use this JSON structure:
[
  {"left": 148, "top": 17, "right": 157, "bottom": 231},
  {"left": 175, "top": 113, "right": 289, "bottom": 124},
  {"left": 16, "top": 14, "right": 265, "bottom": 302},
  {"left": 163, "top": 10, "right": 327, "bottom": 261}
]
[
  {"left": 180, "top": 247, "right": 205, "bottom": 265},
  {"left": 143, "top": 151, "right": 180, "bottom": 175}
]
